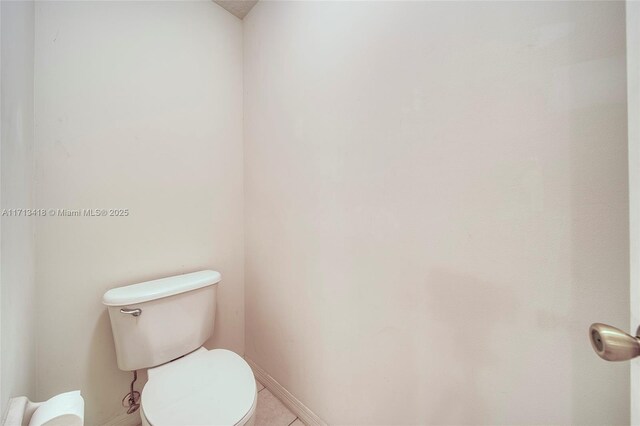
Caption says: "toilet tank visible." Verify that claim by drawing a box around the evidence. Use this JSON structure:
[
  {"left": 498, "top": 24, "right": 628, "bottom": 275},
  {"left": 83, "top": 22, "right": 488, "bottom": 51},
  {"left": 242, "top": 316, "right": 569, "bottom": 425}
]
[{"left": 102, "top": 270, "right": 221, "bottom": 371}]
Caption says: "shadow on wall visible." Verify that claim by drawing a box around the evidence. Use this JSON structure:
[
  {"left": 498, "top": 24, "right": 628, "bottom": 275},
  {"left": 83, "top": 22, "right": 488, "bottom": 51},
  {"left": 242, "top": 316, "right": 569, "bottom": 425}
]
[{"left": 423, "top": 268, "right": 517, "bottom": 424}]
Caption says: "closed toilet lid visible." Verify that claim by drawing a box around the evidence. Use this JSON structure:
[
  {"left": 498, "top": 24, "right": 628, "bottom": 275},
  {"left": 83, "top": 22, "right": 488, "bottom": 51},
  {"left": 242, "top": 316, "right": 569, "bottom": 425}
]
[{"left": 142, "top": 348, "right": 256, "bottom": 426}]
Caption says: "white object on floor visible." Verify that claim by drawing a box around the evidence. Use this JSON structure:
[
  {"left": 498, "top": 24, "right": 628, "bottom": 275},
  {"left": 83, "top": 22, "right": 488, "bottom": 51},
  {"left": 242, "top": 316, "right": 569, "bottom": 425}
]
[{"left": 3, "top": 391, "right": 84, "bottom": 426}]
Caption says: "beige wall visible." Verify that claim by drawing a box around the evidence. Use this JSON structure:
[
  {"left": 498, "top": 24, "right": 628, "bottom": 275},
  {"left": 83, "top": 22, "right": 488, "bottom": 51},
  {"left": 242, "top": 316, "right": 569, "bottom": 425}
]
[
  {"left": 243, "top": 1, "right": 629, "bottom": 424},
  {"left": 1, "top": 0, "right": 37, "bottom": 417},
  {"left": 33, "top": 2, "right": 243, "bottom": 424}
]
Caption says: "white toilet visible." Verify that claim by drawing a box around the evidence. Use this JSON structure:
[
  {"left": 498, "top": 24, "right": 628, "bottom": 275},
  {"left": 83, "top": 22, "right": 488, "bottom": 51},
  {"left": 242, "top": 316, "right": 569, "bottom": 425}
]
[{"left": 103, "top": 270, "right": 257, "bottom": 426}]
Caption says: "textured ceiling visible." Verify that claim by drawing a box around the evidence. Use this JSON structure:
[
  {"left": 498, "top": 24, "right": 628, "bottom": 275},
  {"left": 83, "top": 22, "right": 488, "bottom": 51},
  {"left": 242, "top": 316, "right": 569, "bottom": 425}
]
[{"left": 213, "top": 0, "right": 258, "bottom": 19}]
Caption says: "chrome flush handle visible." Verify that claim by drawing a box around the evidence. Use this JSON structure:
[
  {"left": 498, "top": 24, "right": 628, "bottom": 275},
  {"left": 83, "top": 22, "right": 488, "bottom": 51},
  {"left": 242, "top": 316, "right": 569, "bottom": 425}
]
[
  {"left": 120, "top": 308, "right": 142, "bottom": 317},
  {"left": 589, "top": 323, "right": 640, "bottom": 361}
]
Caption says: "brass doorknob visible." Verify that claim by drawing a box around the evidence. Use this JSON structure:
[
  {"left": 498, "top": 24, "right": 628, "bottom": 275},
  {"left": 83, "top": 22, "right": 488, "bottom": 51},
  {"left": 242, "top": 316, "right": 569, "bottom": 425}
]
[{"left": 589, "top": 323, "right": 640, "bottom": 361}]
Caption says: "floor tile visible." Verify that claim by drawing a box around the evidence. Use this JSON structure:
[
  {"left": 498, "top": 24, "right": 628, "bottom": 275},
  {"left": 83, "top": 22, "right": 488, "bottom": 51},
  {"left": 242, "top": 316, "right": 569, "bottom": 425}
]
[
  {"left": 256, "top": 379, "right": 265, "bottom": 392},
  {"left": 255, "top": 389, "right": 296, "bottom": 426},
  {"left": 290, "top": 419, "right": 305, "bottom": 426}
]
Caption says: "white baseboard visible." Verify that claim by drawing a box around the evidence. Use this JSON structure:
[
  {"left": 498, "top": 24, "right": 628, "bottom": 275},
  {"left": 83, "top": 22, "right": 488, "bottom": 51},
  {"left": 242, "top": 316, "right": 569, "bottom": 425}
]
[
  {"left": 245, "top": 357, "right": 327, "bottom": 426},
  {"left": 101, "top": 410, "right": 141, "bottom": 426}
]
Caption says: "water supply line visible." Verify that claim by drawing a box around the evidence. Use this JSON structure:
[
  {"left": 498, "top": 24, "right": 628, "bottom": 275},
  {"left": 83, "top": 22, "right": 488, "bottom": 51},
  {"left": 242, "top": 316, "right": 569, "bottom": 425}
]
[{"left": 122, "top": 370, "right": 141, "bottom": 414}]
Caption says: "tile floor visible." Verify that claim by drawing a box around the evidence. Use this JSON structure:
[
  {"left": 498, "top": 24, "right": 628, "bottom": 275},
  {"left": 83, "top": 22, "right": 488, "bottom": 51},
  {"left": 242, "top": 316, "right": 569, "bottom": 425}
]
[{"left": 255, "top": 380, "right": 305, "bottom": 426}]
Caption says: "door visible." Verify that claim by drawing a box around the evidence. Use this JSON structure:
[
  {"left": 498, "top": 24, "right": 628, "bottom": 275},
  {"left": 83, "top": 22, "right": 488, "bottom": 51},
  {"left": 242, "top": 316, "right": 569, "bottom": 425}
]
[
  {"left": 592, "top": 2, "right": 640, "bottom": 423},
  {"left": 629, "top": 1, "right": 640, "bottom": 423}
]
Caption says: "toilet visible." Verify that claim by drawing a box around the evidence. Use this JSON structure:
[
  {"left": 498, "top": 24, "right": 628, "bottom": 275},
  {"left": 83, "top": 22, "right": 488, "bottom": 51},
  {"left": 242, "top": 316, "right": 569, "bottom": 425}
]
[{"left": 103, "top": 270, "right": 256, "bottom": 426}]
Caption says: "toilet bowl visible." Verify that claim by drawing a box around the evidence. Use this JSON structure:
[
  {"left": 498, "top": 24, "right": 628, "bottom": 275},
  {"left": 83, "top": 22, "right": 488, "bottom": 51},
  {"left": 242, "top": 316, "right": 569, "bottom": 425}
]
[
  {"left": 140, "top": 347, "right": 257, "bottom": 426},
  {"left": 102, "top": 270, "right": 256, "bottom": 426}
]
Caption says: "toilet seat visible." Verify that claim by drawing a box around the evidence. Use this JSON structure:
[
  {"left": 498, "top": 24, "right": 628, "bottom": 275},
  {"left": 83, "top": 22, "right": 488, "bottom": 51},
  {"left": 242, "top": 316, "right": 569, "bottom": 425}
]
[{"left": 141, "top": 347, "right": 257, "bottom": 426}]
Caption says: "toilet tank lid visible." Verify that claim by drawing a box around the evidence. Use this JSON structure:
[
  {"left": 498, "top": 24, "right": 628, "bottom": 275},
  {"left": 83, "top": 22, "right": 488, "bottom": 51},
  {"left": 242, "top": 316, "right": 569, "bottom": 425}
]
[{"left": 102, "top": 270, "right": 221, "bottom": 306}]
